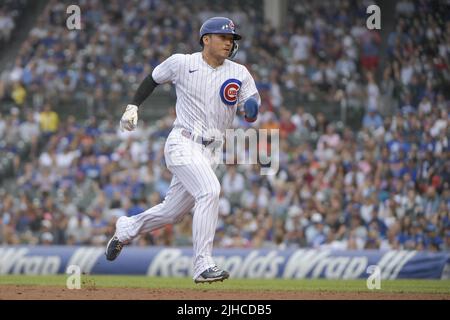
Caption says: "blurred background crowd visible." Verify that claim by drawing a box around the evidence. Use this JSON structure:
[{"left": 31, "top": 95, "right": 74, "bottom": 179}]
[{"left": 0, "top": 0, "right": 449, "bottom": 251}]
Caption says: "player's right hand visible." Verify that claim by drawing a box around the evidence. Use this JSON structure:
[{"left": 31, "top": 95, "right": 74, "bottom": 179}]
[{"left": 120, "top": 104, "right": 139, "bottom": 131}]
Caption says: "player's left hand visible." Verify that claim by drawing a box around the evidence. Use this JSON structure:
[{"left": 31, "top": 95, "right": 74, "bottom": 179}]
[
  {"left": 244, "top": 97, "right": 259, "bottom": 122},
  {"left": 120, "top": 104, "right": 139, "bottom": 131}
]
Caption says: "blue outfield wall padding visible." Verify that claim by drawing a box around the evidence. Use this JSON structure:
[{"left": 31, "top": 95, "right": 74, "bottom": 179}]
[{"left": 0, "top": 246, "right": 449, "bottom": 279}]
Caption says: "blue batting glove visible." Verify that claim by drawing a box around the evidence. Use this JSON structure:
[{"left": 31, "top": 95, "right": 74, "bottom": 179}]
[{"left": 244, "top": 97, "right": 258, "bottom": 122}]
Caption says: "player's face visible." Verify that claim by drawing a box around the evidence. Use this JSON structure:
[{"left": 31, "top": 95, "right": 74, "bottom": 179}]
[{"left": 205, "top": 34, "right": 234, "bottom": 60}]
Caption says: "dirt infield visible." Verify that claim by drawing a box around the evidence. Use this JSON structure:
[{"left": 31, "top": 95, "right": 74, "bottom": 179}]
[{"left": 1, "top": 285, "right": 449, "bottom": 300}]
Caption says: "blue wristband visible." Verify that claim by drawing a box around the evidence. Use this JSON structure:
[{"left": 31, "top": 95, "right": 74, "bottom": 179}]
[{"left": 244, "top": 97, "right": 258, "bottom": 121}]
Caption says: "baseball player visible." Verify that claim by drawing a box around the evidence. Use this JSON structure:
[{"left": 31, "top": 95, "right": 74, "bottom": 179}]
[{"left": 105, "top": 17, "right": 260, "bottom": 283}]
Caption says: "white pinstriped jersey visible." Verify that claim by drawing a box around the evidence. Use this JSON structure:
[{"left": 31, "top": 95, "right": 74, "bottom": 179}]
[{"left": 152, "top": 52, "right": 260, "bottom": 137}]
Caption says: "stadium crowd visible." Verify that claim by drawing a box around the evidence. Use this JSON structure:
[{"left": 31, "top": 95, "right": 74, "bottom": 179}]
[
  {"left": 0, "top": 0, "right": 449, "bottom": 251},
  {"left": 0, "top": 0, "right": 381, "bottom": 114}
]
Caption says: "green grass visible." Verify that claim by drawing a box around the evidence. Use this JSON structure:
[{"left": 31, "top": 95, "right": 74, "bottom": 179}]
[{"left": 0, "top": 275, "right": 449, "bottom": 294}]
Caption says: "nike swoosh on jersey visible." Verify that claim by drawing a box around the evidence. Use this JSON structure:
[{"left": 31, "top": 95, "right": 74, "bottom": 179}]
[{"left": 189, "top": 69, "right": 199, "bottom": 73}]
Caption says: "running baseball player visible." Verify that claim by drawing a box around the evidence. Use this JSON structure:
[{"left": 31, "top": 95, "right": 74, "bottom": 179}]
[{"left": 105, "top": 17, "right": 260, "bottom": 283}]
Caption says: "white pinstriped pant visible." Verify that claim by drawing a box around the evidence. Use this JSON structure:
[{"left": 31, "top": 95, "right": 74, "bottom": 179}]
[{"left": 115, "top": 127, "right": 222, "bottom": 279}]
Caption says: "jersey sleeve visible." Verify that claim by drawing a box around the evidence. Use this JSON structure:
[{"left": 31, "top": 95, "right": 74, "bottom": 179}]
[
  {"left": 238, "top": 67, "right": 261, "bottom": 106},
  {"left": 152, "top": 54, "right": 183, "bottom": 84}
]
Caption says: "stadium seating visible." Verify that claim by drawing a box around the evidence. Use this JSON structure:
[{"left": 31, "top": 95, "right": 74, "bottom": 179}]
[{"left": 0, "top": 0, "right": 448, "bottom": 252}]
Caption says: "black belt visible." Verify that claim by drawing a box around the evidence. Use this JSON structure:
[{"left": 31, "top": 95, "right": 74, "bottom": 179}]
[{"left": 181, "top": 129, "right": 216, "bottom": 147}]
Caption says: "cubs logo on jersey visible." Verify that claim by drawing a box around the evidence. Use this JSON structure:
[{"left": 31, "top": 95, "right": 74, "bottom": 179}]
[{"left": 220, "top": 78, "right": 242, "bottom": 106}]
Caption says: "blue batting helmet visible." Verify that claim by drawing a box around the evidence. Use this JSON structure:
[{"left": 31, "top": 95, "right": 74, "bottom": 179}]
[{"left": 199, "top": 17, "right": 242, "bottom": 58}]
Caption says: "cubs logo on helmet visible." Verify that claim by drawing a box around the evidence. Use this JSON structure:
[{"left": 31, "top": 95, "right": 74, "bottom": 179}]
[
  {"left": 220, "top": 79, "right": 242, "bottom": 106},
  {"left": 228, "top": 21, "right": 235, "bottom": 31}
]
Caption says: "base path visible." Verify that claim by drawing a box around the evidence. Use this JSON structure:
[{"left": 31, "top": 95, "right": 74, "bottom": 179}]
[{"left": 1, "top": 285, "right": 449, "bottom": 300}]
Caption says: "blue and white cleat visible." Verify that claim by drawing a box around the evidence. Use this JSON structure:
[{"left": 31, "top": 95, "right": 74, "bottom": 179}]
[
  {"left": 105, "top": 236, "right": 124, "bottom": 261},
  {"left": 194, "top": 266, "right": 230, "bottom": 284}
]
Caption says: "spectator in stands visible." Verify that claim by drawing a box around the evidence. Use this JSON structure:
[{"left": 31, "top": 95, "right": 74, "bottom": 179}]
[
  {"left": 11, "top": 82, "right": 26, "bottom": 107},
  {"left": 222, "top": 166, "right": 246, "bottom": 207},
  {"left": 362, "top": 107, "right": 384, "bottom": 131},
  {"left": 66, "top": 211, "right": 92, "bottom": 245},
  {"left": 305, "top": 213, "right": 329, "bottom": 248},
  {"left": 39, "top": 103, "right": 59, "bottom": 136},
  {"left": 127, "top": 198, "right": 146, "bottom": 217},
  {"left": 0, "top": 9, "right": 15, "bottom": 42}
]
